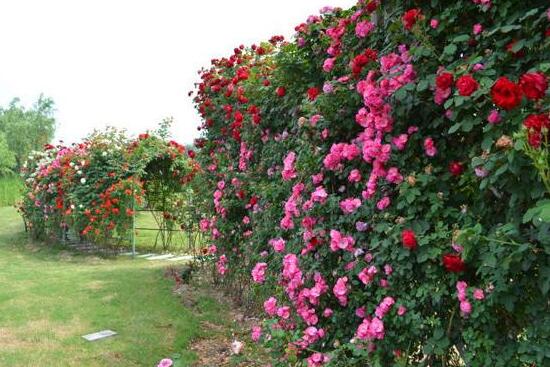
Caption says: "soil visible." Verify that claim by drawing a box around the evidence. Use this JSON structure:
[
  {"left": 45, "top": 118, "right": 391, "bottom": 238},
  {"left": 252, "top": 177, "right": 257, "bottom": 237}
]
[{"left": 166, "top": 267, "right": 267, "bottom": 367}]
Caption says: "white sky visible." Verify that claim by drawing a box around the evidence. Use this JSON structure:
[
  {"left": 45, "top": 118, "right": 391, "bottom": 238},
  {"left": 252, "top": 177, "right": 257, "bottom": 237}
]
[{"left": 0, "top": 0, "right": 355, "bottom": 145}]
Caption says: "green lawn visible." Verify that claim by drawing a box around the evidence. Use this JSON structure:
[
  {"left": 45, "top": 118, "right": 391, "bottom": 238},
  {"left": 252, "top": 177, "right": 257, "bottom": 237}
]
[
  {"left": 0, "top": 176, "right": 22, "bottom": 207},
  {"left": 0, "top": 206, "right": 223, "bottom": 367},
  {"left": 133, "top": 212, "right": 204, "bottom": 254}
]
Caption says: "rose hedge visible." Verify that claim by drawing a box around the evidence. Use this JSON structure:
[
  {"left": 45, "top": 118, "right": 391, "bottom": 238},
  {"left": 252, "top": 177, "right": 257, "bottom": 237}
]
[
  {"left": 193, "top": 1, "right": 550, "bottom": 366},
  {"left": 20, "top": 128, "right": 198, "bottom": 245}
]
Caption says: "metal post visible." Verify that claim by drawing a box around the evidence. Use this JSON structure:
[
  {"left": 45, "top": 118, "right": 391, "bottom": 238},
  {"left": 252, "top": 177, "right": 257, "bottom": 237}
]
[{"left": 132, "top": 195, "right": 136, "bottom": 257}]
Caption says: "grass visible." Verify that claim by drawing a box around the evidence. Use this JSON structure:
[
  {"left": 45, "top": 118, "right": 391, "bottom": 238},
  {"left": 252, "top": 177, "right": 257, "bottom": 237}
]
[
  {"left": 0, "top": 176, "right": 23, "bottom": 207},
  {"left": 0, "top": 206, "right": 226, "bottom": 367},
  {"left": 133, "top": 212, "right": 204, "bottom": 254}
]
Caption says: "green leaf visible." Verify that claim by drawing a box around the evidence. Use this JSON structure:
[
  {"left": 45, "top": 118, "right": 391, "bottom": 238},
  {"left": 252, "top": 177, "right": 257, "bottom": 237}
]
[
  {"left": 443, "top": 44, "right": 457, "bottom": 56},
  {"left": 500, "top": 25, "right": 521, "bottom": 33},
  {"left": 416, "top": 80, "right": 429, "bottom": 92},
  {"left": 448, "top": 123, "right": 461, "bottom": 134},
  {"left": 511, "top": 39, "right": 526, "bottom": 53},
  {"left": 453, "top": 34, "right": 470, "bottom": 43},
  {"left": 523, "top": 201, "right": 550, "bottom": 223}
]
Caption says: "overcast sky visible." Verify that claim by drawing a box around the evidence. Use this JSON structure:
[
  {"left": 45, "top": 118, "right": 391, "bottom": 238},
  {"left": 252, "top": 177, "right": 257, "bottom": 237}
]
[{"left": 0, "top": 0, "right": 355, "bottom": 145}]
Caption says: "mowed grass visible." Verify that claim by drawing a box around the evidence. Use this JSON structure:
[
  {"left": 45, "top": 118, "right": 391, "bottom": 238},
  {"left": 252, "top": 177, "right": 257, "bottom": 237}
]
[
  {"left": 0, "top": 176, "right": 22, "bottom": 207},
  {"left": 134, "top": 212, "right": 204, "bottom": 254},
  {"left": 0, "top": 206, "right": 224, "bottom": 367}
]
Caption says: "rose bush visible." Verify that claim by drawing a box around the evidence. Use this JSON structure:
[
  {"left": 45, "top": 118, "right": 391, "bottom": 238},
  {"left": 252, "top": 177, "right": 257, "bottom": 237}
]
[
  {"left": 20, "top": 127, "right": 198, "bottom": 246},
  {"left": 192, "top": 0, "right": 549, "bottom": 366}
]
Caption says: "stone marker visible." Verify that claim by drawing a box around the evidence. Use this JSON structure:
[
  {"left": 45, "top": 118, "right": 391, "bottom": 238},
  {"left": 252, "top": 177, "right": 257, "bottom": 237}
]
[{"left": 82, "top": 330, "right": 117, "bottom": 341}]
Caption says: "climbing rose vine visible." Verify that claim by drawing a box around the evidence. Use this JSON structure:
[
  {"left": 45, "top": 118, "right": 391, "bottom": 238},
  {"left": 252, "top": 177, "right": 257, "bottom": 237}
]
[{"left": 193, "top": 0, "right": 550, "bottom": 366}]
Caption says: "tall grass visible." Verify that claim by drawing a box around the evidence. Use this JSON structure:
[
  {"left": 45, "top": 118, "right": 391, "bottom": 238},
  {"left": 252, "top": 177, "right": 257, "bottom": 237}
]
[{"left": 0, "top": 176, "right": 23, "bottom": 207}]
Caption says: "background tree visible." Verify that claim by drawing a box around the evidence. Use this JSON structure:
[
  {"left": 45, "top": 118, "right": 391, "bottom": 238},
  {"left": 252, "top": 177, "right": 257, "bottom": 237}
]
[
  {"left": 0, "top": 95, "right": 56, "bottom": 172},
  {"left": 0, "top": 132, "right": 16, "bottom": 176}
]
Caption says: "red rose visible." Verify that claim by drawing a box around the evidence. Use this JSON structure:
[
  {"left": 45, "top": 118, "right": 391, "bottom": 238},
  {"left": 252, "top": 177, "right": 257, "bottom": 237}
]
[
  {"left": 276, "top": 86, "right": 286, "bottom": 97},
  {"left": 187, "top": 150, "right": 196, "bottom": 159},
  {"left": 456, "top": 75, "right": 479, "bottom": 96},
  {"left": 436, "top": 72, "right": 454, "bottom": 90},
  {"left": 307, "top": 87, "right": 320, "bottom": 101},
  {"left": 401, "top": 229, "right": 417, "bottom": 250},
  {"left": 523, "top": 113, "right": 550, "bottom": 131},
  {"left": 442, "top": 254, "right": 465, "bottom": 273},
  {"left": 402, "top": 9, "right": 422, "bottom": 31},
  {"left": 523, "top": 114, "right": 550, "bottom": 148},
  {"left": 366, "top": 0, "right": 379, "bottom": 13},
  {"left": 528, "top": 132, "right": 542, "bottom": 148},
  {"left": 519, "top": 72, "right": 548, "bottom": 100},
  {"left": 491, "top": 77, "right": 523, "bottom": 110},
  {"left": 448, "top": 161, "right": 464, "bottom": 176}
]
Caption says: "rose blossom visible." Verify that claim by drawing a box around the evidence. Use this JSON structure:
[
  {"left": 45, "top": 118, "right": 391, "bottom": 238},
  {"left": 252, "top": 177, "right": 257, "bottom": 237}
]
[
  {"left": 251, "top": 262, "right": 268, "bottom": 283},
  {"left": 251, "top": 326, "right": 262, "bottom": 342},
  {"left": 519, "top": 72, "right": 548, "bottom": 100},
  {"left": 487, "top": 109, "right": 501, "bottom": 124},
  {"left": 491, "top": 76, "right": 522, "bottom": 110},
  {"left": 340, "top": 198, "right": 362, "bottom": 214},
  {"left": 473, "top": 23, "right": 483, "bottom": 35},
  {"left": 264, "top": 297, "right": 277, "bottom": 316},
  {"left": 401, "top": 229, "right": 417, "bottom": 250},
  {"left": 269, "top": 238, "right": 286, "bottom": 252},
  {"left": 456, "top": 74, "right": 479, "bottom": 96},
  {"left": 473, "top": 288, "right": 485, "bottom": 300}
]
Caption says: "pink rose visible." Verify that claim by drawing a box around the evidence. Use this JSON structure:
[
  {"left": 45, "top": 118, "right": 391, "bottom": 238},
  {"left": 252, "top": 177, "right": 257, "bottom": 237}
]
[
  {"left": 339, "top": 198, "right": 362, "bottom": 214},
  {"left": 264, "top": 297, "right": 277, "bottom": 316},
  {"left": 473, "top": 288, "right": 485, "bottom": 300},
  {"left": 251, "top": 326, "right": 262, "bottom": 342},
  {"left": 251, "top": 262, "right": 268, "bottom": 283}
]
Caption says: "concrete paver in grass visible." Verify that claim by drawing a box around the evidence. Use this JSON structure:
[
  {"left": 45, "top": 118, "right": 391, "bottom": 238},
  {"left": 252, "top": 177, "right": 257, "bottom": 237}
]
[
  {"left": 121, "top": 252, "right": 195, "bottom": 262},
  {"left": 168, "top": 255, "right": 194, "bottom": 262},
  {"left": 146, "top": 254, "right": 175, "bottom": 261}
]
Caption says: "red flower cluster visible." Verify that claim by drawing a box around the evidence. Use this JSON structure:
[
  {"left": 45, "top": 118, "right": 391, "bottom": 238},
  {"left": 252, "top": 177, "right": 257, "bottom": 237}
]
[
  {"left": 307, "top": 87, "right": 320, "bottom": 101},
  {"left": 448, "top": 161, "right": 464, "bottom": 176},
  {"left": 436, "top": 72, "right": 454, "bottom": 90},
  {"left": 523, "top": 113, "right": 550, "bottom": 148},
  {"left": 442, "top": 254, "right": 465, "bottom": 273},
  {"left": 519, "top": 72, "right": 548, "bottom": 100},
  {"left": 491, "top": 77, "right": 522, "bottom": 110},
  {"left": 402, "top": 9, "right": 422, "bottom": 30},
  {"left": 456, "top": 75, "right": 478, "bottom": 97},
  {"left": 350, "top": 49, "right": 377, "bottom": 75},
  {"left": 401, "top": 229, "right": 417, "bottom": 250}
]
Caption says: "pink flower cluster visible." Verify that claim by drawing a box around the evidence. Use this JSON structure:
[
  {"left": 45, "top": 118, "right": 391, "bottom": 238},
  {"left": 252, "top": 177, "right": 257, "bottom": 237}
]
[
  {"left": 282, "top": 151, "right": 297, "bottom": 180},
  {"left": 330, "top": 230, "right": 355, "bottom": 252},
  {"left": 238, "top": 141, "right": 253, "bottom": 171},
  {"left": 269, "top": 237, "right": 286, "bottom": 252},
  {"left": 216, "top": 254, "right": 228, "bottom": 275},
  {"left": 323, "top": 143, "right": 360, "bottom": 170},
  {"left": 356, "top": 317, "right": 385, "bottom": 340},
  {"left": 332, "top": 276, "right": 349, "bottom": 306},
  {"left": 456, "top": 281, "right": 485, "bottom": 317},
  {"left": 280, "top": 183, "right": 305, "bottom": 230},
  {"left": 252, "top": 262, "right": 268, "bottom": 283},
  {"left": 339, "top": 197, "right": 362, "bottom": 214}
]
